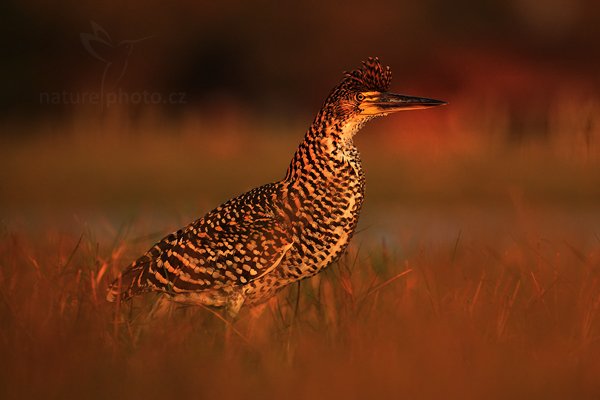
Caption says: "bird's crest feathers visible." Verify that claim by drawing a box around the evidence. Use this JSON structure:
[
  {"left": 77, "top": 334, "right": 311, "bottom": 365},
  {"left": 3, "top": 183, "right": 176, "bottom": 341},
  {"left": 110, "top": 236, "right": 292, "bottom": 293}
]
[{"left": 343, "top": 57, "right": 392, "bottom": 92}]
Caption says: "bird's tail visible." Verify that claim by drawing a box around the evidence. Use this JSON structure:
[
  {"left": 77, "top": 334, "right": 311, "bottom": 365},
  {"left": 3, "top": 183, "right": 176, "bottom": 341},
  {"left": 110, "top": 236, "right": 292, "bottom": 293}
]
[
  {"left": 106, "top": 261, "right": 148, "bottom": 302},
  {"left": 106, "top": 279, "right": 122, "bottom": 303}
]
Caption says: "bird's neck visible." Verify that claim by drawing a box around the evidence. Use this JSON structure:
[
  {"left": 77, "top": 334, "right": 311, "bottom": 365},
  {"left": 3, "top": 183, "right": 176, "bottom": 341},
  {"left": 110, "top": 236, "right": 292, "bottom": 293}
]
[{"left": 283, "top": 121, "right": 363, "bottom": 183}]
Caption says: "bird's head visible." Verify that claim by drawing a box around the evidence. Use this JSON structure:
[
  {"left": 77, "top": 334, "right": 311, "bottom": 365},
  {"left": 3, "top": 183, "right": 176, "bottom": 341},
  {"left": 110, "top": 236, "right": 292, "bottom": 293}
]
[{"left": 316, "top": 57, "right": 446, "bottom": 139}]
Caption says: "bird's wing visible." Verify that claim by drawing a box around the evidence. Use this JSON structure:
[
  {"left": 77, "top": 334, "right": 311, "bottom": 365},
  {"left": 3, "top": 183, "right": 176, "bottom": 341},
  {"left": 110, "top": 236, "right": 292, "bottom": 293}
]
[{"left": 107, "top": 207, "right": 293, "bottom": 301}]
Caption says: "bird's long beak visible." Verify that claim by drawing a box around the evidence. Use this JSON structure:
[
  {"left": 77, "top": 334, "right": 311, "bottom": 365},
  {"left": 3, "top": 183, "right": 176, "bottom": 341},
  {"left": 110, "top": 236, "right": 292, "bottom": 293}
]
[{"left": 361, "top": 92, "right": 447, "bottom": 115}]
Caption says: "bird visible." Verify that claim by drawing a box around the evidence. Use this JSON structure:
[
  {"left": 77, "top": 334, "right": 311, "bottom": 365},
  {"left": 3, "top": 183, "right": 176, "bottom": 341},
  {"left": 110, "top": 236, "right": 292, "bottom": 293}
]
[{"left": 106, "top": 57, "right": 446, "bottom": 317}]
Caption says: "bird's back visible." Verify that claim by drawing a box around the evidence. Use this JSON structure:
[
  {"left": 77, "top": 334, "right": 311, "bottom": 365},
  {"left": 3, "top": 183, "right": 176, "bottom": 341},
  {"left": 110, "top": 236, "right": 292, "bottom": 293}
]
[{"left": 107, "top": 182, "right": 294, "bottom": 307}]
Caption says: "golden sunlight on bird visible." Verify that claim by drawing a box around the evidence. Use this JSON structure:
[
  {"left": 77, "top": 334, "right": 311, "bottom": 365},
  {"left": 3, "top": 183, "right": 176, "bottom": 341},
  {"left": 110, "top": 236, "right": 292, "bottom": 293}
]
[{"left": 106, "top": 58, "right": 446, "bottom": 317}]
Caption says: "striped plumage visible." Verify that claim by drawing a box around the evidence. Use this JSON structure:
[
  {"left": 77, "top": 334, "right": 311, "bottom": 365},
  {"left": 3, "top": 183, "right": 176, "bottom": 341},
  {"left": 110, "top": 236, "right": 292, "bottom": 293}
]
[{"left": 107, "top": 57, "right": 446, "bottom": 316}]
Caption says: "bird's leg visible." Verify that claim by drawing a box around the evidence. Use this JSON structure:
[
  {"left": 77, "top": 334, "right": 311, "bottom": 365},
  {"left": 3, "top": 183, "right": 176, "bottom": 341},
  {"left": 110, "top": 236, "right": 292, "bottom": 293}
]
[
  {"left": 148, "top": 294, "right": 175, "bottom": 319},
  {"left": 244, "top": 297, "right": 278, "bottom": 343},
  {"left": 131, "top": 295, "right": 174, "bottom": 344},
  {"left": 223, "top": 291, "right": 246, "bottom": 352}
]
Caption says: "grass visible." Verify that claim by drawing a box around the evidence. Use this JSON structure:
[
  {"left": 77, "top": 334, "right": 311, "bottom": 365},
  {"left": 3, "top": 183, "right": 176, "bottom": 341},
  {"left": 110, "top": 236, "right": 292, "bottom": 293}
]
[{"left": 1, "top": 102, "right": 600, "bottom": 399}]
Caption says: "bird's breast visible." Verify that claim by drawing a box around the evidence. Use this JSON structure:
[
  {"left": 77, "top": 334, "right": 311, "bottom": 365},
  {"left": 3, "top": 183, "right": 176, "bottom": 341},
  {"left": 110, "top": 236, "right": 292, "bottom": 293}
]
[{"left": 279, "top": 158, "right": 365, "bottom": 277}]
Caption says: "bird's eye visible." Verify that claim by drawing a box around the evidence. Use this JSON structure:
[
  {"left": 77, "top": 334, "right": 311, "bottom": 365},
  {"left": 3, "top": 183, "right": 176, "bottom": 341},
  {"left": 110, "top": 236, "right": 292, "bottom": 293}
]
[{"left": 356, "top": 93, "right": 365, "bottom": 101}]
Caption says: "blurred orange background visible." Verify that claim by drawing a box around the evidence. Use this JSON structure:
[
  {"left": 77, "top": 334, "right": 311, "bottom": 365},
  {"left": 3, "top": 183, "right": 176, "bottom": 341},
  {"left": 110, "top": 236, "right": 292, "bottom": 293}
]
[{"left": 3, "top": 0, "right": 599, "bottom": 120}]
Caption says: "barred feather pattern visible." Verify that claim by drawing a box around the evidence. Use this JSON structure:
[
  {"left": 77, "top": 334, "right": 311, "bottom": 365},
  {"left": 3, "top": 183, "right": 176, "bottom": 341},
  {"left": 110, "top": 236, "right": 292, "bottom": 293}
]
[{"left": 107, "top": 58, "right": 390, "bottom": 315}]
